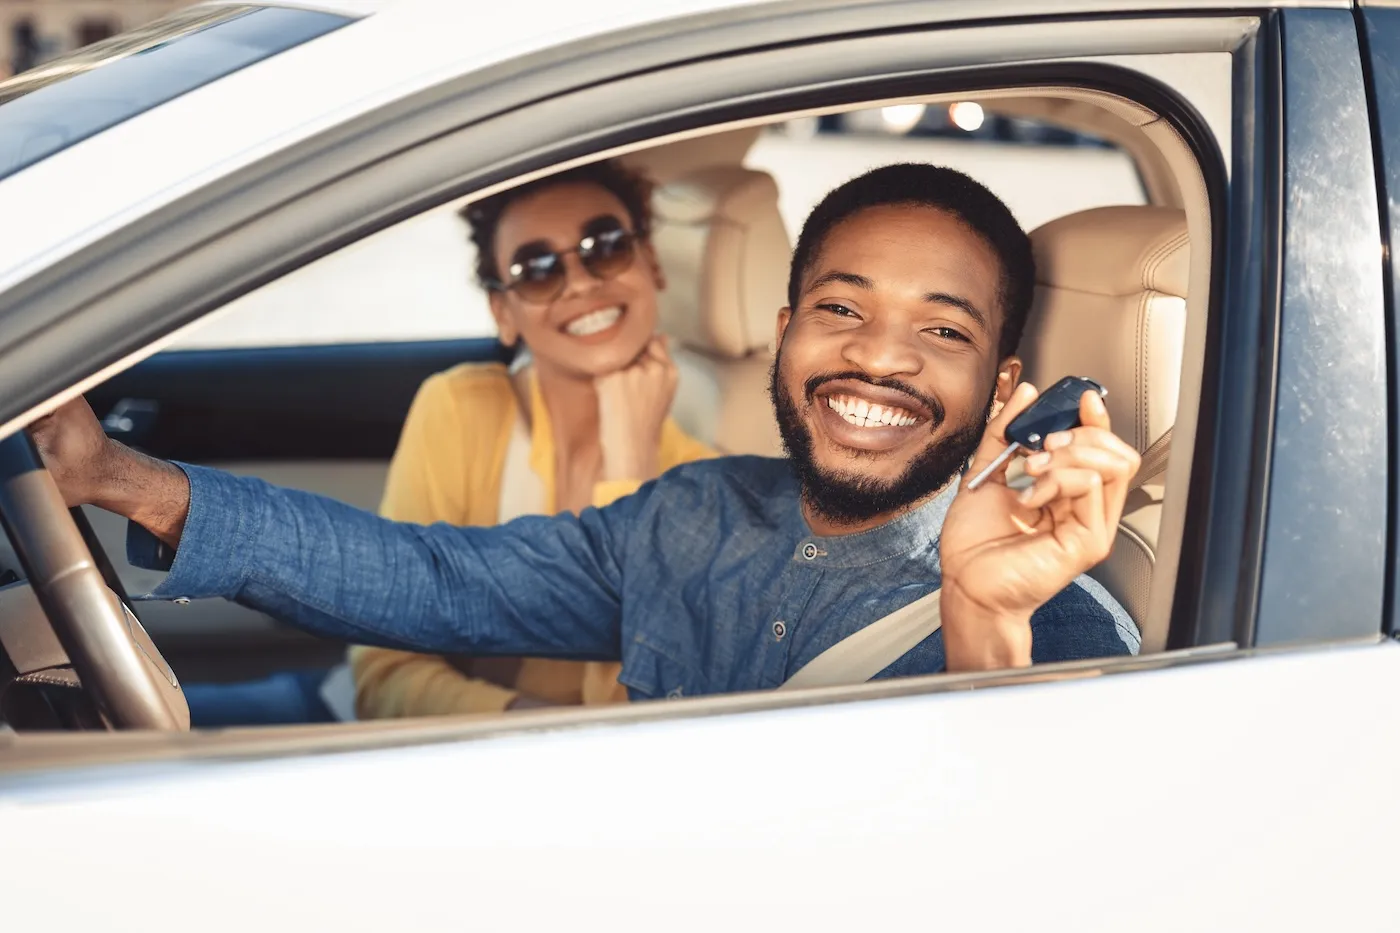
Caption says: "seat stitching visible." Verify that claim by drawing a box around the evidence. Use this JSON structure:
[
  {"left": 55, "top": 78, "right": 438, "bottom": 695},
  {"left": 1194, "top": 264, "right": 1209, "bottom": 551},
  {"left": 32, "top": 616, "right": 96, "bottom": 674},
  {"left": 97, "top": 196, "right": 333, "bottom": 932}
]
[
  {"left": 1143, "top": 230, "right": 1189, "bottom": 294},
  {"left": 1142, "top": 233, "right": 1174, "bottom": 292},
  {"left": 1115, "top": 521, "right": 1155, "bottom": 613},
  {"left": 1137, "top": 289, "right": 1150, "bottom": 451},
  {"left": 1138, "top": 234, "right": 1171, "bottom": 293}
]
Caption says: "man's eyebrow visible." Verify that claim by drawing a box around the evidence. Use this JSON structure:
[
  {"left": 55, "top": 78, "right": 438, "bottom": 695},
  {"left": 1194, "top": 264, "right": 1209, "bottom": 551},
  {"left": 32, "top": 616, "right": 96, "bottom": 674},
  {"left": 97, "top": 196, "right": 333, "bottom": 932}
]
[
  {"left": 924, "top": 291, "right": 990, "bottom": 333},
  {"left": 805, "top": 270, "right": 873, "bottom": 293}
]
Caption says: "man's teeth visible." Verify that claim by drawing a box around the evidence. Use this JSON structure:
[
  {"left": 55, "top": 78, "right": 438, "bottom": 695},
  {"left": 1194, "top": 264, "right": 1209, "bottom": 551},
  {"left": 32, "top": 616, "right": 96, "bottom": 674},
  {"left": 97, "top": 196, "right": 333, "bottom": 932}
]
[
  {"left": 826, "top": 395, "right": 920, "bottom": 428},
  {"left": 565, "top": 306, "right": 622, "bottom": 336}
]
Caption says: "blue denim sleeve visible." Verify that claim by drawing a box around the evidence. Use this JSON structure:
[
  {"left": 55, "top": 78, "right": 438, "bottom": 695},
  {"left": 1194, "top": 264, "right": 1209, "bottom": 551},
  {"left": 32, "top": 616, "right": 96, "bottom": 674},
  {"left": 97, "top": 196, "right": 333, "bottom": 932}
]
[
  {"left": 126, "top": 463, "right": 633, "bottom": 661},
  {"left": 1028, "top": 575, "right": 1140, "bottom": 662}
]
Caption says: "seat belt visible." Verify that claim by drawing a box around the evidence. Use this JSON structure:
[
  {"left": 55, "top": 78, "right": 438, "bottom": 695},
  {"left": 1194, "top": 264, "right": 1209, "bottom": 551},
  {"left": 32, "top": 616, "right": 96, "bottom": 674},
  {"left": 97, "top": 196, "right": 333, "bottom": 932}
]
[
  {"left": 1132, "top": 427, "right": 1171, "bottom": 488},
  {"left": 778, "top": 428, "right": 1174, "bottom": 691},
  {"left": 777, "top": 588, "right": 944, "bottom": 691}
]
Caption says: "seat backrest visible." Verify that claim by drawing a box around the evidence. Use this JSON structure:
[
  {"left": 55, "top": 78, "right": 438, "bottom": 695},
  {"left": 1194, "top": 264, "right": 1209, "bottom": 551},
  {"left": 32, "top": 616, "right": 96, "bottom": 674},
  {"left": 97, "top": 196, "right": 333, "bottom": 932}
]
[
  {"left": 650, "top": 166, "right": 790, "bottom": 456},
  {"left": 1021, "top": 205, "right": 1189, "bottom": 646}
]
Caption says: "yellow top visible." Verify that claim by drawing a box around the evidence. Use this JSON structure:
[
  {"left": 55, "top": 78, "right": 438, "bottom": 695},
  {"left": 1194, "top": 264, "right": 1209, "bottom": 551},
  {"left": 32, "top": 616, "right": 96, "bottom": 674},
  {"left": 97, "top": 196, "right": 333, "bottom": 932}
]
[{"left": 349, "top": 361, "right": 715, "bottom": 718}]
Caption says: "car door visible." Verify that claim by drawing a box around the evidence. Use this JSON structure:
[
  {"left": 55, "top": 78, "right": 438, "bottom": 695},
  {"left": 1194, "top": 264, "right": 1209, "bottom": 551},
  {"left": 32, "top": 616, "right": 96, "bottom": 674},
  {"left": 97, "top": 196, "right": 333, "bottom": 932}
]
[
  {"left": 2, "top": 2, "right": 1399, "bottom": 929},
  {"left": 77, "top": 212, "right": 513, "bottom": 681},
  {"left": 81, "top": 335, "right": 509, "bottom": 680},
  {"left": 1358, "top": 0, "right": 1400, "bottom": 642}
]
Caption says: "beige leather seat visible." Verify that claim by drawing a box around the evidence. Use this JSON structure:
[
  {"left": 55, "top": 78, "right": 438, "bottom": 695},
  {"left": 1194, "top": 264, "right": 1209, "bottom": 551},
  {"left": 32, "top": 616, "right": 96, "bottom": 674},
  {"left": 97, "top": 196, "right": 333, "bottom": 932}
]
[
  {"left": 650, "top": 166, "right": 789, "bottom": 456},
  {"left": 650, "top": 174, "right": 1186, "bottom": 645},
  {"left": 1020, "top": 205, "right": 1189, "bottom": 648}
]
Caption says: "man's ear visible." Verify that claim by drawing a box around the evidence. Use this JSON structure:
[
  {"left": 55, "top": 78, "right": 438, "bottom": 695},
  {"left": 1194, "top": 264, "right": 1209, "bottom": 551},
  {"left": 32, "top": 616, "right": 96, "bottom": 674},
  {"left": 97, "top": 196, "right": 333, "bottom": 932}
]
[
  {"left": 775, "top": 307, "right": 793, "bottom": 351},
  {"left": 489, "top": 292, "right": 520, "bottom": 347},
  {"left": 988, "top": 356, "right": 1023, "bottom": 421}
]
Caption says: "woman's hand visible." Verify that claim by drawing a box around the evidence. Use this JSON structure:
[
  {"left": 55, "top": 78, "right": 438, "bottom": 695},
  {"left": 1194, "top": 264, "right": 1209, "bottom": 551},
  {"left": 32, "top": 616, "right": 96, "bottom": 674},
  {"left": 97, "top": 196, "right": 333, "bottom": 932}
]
[
  {"left": 595, "top": 335, "right": 680, "bottom": 482},
  {"left": 939, "top": 383, "right": 1140, "bottom": 672}
]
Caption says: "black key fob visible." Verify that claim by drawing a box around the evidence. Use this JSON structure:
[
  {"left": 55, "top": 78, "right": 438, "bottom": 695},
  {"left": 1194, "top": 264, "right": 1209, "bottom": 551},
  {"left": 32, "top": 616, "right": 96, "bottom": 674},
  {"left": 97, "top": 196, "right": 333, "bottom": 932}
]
[{"left": 1005, "top": 376, "right": 1107, "bottom": 451}]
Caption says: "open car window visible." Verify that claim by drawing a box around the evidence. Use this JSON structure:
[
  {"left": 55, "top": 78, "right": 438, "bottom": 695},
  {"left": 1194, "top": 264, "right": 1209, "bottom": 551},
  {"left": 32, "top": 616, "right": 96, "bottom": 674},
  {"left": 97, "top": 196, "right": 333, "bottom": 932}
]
[
  {"left": 0, "top": 5, "right": 351, "bottom": 183},
  {"left": 171, "top": 101, "right": 1146, "bottom": 352}
]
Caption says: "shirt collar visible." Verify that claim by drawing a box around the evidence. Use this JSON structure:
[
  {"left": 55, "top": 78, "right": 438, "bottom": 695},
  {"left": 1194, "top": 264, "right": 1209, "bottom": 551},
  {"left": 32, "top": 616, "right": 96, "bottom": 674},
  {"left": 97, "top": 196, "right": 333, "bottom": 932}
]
[{"left": 789, "top": 476, "right": 960, "bottom": 569}]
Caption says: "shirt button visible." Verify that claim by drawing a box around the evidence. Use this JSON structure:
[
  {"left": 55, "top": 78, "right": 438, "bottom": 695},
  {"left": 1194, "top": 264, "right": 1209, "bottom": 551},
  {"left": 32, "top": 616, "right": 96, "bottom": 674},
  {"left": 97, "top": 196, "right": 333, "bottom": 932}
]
[
  {"left": 773, "top": 620, "right": 787, "bottom": 640},
  {"left": 802, "top": 543, "right": 819, "bottom": 560}
]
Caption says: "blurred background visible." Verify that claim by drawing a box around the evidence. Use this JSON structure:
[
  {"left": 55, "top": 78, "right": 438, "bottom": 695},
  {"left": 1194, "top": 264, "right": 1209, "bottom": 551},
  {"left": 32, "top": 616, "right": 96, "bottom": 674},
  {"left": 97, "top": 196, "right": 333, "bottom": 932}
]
[
  {"left": 1, "top": 1, "right": 184, "bottom": 78},
  {"left": 0, "top": 2, "right": 1146, "bottom": 349}
]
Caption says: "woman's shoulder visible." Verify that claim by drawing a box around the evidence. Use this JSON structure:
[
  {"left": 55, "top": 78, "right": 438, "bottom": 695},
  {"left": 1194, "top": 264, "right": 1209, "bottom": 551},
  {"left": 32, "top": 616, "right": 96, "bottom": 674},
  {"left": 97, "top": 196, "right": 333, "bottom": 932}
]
[
  {"left": 414, "top": 361, "right": 516, "bottom": 412},
  {"left": 658, "top": 417, "right": 720, "bottom": 469}
]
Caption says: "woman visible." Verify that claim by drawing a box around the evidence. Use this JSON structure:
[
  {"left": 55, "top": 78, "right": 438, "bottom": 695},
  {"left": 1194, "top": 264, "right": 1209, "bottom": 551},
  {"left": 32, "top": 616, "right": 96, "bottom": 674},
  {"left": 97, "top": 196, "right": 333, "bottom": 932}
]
[{"left": 350, "top": 160, "right": 714, "bottom": 717}]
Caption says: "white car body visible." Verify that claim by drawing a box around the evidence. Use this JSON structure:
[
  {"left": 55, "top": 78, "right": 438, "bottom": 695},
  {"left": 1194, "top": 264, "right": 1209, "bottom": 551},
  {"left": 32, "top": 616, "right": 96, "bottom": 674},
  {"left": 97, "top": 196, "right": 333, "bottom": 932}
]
[{"left": 0, "top": 1, "right": 1396, "bottom": 929}]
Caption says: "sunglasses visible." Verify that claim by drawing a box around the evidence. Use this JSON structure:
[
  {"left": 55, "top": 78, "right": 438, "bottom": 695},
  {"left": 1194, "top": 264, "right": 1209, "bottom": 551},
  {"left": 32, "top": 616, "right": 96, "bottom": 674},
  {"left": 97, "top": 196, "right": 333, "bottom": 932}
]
[{"left": 487, "top": 215, "right": 639, "bottom": 305}]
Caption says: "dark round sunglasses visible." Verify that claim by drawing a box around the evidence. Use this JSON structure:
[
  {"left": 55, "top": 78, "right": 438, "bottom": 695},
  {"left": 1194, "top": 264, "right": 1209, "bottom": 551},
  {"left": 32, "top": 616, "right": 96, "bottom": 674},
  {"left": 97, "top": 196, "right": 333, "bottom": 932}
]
[{"left": 487, "top": 216, "right": 639, "bottom": 305}]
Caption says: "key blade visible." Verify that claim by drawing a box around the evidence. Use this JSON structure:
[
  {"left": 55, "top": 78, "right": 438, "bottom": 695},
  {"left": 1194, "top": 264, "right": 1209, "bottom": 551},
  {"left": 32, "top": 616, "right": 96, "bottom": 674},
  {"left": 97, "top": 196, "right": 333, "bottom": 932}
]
[{"left": 964, "top": 442, "right": 1021, "bottom": 491}]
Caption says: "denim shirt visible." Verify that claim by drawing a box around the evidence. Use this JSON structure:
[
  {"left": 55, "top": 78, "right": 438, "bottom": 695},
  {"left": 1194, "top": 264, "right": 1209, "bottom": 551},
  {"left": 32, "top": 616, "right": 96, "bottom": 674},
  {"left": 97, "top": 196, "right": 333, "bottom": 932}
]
[{"left": 131, "top": 456, "right": 1139, "bottom": 700}]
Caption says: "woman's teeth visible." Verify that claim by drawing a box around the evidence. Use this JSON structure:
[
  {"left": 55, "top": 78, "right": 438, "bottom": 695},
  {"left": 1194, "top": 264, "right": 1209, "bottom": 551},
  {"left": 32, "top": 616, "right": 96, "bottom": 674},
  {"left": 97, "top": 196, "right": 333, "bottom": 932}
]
[
  {"left": 827, "top": 395, "right": 920, "bottom": 428},
  {"left": 565, "top": 306, "right": 622, "bottom": 336}
]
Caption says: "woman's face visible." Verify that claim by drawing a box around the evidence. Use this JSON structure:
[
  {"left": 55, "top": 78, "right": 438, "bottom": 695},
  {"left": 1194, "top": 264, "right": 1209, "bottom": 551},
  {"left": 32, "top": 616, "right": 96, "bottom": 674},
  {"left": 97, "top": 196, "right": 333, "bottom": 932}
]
[{"left": 488, "top": 181, "right": 663, "bottom": 378}]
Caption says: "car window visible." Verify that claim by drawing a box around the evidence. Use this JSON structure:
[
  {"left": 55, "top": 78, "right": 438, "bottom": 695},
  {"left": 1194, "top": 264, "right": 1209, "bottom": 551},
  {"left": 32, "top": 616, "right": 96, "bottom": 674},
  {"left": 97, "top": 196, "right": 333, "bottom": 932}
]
[
  {"left": 0, "top": 5, "right": 351, "bottom": 183},
  {"left": 172, "top": 102, "right": 1144, "bottom": 351},
  {"left": 176, "top": 205, "right": 494, "bottom": 350},
  {"left": 748, "top": 103, "right": 1146, "bottom": 241}
]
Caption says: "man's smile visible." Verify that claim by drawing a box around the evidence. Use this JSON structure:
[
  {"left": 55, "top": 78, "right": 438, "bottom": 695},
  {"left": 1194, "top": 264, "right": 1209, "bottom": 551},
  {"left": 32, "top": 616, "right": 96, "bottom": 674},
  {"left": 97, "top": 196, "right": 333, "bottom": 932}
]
[{"left": 811, "top": 378, "right": 936, "bottom": 453}]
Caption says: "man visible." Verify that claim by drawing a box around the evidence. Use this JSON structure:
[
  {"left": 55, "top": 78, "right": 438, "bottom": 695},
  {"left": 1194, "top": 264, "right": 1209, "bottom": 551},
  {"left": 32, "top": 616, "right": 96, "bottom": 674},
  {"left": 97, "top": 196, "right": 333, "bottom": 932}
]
[{"left": 32, "top": 163, "right": 1141, "bottom": 697}]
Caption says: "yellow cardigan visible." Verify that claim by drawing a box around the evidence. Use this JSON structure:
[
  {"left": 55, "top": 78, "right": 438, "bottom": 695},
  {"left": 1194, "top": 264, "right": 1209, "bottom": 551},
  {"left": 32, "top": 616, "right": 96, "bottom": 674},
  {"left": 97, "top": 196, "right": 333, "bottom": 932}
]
[{"left": 349, "top": 362, "right": 715, "bottom": 718}]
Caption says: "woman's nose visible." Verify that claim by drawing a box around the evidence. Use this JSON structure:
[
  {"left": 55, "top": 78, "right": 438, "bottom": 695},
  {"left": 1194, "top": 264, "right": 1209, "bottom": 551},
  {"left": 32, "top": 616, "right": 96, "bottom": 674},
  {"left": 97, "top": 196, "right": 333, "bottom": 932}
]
[
  {"left": 558, "top": 250, "right": 600, "bottom": 298},
  {"left": 840, "top": 321, "right": 923, "bottom": 378}
]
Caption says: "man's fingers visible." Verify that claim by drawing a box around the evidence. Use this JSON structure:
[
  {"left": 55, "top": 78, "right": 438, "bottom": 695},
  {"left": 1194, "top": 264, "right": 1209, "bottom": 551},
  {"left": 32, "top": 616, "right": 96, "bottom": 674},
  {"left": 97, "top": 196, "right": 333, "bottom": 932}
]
[
  {"left": 1078, "top": 389, "right": 1110, "bottom": 430},
  {"left": 1018, "top": 466, "right": 1109, "bottom": 549},
  {"left": 1045, "top": 425, "right": 1138, "bottom": 462},
  {"left": 1024, "top": 443, "right": 1135, "bottom": 485},
  {"left": 966, "top": 382, "right": 1037, "bottom": 481}
]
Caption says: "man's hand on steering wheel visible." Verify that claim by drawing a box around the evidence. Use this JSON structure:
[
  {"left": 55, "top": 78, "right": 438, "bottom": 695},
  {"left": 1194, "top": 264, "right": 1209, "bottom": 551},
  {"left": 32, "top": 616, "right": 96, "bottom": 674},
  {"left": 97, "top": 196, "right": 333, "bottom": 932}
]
[
  {"left": 29, "top": 397, "right": 118, "bottom": 507},
  {"left": 30, "top": 397, "right": 191, "bottom": 549}
]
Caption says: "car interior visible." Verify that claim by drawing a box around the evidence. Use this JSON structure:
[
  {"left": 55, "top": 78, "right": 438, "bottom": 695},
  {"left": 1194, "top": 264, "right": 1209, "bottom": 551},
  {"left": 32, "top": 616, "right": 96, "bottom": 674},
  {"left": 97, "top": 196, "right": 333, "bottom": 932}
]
[{"left": 0, "top": 79, "right": 1213, "bottom": 734}]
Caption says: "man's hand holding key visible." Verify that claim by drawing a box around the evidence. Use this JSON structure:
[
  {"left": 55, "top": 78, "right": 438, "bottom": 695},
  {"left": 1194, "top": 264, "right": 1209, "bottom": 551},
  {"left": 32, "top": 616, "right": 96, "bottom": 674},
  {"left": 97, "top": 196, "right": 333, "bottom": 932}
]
[{"left": 940, "top": 382, "right": 1141, "bottom": 672}]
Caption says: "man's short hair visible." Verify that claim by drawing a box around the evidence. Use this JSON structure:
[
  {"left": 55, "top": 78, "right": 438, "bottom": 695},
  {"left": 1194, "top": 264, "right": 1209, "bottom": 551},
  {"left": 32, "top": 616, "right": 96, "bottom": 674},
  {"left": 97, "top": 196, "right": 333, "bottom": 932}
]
[{"left": 787, "top": 163, "right": 1035, "bottom": 359}]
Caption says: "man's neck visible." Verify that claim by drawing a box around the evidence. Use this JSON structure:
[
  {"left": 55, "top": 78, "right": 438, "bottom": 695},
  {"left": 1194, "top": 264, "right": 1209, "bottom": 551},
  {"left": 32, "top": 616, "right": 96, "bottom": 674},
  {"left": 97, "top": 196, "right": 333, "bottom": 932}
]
[{"left": 800, "top": 481, "right": 953, "bottom": 538}]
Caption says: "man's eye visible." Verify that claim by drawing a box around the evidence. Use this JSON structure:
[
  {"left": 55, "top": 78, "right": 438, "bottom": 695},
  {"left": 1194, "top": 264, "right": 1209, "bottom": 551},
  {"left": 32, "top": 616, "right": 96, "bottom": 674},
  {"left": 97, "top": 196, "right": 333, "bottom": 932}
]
[
  {"left": 926, "top": 326, "right": 970, "bottom": 342},
  {"left": 817, "top": 302, "right": 858, "bottom": 317}
]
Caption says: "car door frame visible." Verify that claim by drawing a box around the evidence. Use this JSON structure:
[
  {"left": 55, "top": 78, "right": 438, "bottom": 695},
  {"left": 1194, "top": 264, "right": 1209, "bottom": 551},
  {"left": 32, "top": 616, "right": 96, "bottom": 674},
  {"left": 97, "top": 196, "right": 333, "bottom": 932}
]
[{"left": 0, "top": 1, "right": 1386, "bottom": 734}]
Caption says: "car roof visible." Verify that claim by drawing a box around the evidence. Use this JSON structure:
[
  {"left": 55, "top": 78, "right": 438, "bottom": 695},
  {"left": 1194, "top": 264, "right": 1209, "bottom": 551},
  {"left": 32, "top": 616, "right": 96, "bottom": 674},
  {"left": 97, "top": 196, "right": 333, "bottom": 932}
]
[{"left": 0, "top": 0, "right": 765, "bottom": 296}]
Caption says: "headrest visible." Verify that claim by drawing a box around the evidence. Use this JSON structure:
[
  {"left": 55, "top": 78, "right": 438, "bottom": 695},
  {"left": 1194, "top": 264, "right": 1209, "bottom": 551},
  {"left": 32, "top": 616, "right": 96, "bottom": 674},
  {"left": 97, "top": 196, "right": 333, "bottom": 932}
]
[
  {"left": 1021, "top": 205, "right": 1189, "bottom": 455},
  {"left": 651, "top": 166, "right": 791, "bottom": 360},
  {"left": 1031, "top": 205, "right": 1189, "bottom": 298}
]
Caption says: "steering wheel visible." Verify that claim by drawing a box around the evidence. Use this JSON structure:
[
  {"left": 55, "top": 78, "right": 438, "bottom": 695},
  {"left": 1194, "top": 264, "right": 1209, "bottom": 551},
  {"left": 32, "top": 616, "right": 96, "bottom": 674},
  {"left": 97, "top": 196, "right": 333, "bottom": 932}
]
[{"left": 0, "top": 431, "right": 187, "bottom": 730}]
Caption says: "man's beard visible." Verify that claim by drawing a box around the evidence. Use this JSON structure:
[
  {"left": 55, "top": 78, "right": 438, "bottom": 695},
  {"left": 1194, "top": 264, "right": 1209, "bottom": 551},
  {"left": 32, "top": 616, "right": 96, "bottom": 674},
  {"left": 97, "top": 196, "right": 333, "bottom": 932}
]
[{"left": 769, "top": 353, "right": 995, "bottom": 527}]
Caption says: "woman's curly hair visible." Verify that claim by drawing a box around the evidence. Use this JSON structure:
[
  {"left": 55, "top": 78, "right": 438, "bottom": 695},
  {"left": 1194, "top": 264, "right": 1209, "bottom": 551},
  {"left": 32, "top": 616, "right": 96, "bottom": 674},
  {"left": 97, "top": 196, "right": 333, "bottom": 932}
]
[{"left": 461, "top": 159, "right": 655, "bottom": 291}]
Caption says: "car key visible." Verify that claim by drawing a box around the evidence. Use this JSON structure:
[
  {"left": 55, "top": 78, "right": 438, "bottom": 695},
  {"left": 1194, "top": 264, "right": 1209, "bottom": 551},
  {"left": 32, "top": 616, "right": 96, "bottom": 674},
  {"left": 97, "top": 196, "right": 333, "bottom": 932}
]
[{"left": 964, "top": 375, "right": 1108, "bottom": 491}]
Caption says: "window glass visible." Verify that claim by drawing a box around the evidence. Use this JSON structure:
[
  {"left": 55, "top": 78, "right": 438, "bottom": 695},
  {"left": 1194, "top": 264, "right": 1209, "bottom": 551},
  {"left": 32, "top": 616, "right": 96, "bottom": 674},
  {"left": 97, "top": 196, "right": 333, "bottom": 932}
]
[
  {"left": 172, "top": 102, "right": 1146, "bottom": 351},
  {"left": 175, "top": 205, "right": 493, "bottom": 350},
  {"left": 747, "top": 103, "right": 1146, "bottom": 240},
  {"left": 0, "top": 5, "right": 351, "bottom": 182}
]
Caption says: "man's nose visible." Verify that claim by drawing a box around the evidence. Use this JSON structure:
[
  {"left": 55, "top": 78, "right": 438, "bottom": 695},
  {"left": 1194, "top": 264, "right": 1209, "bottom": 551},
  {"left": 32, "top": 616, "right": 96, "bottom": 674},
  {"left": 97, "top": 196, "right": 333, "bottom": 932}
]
[{"left": 839, "top": 319, "right": 923, "bottom": 378}]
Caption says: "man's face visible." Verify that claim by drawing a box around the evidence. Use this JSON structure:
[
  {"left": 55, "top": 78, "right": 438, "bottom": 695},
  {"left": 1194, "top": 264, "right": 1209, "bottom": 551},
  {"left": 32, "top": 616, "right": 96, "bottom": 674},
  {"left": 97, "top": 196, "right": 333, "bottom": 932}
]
[{"left": 771, "top": 204, "right": 1020, "bottom": 528}]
